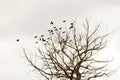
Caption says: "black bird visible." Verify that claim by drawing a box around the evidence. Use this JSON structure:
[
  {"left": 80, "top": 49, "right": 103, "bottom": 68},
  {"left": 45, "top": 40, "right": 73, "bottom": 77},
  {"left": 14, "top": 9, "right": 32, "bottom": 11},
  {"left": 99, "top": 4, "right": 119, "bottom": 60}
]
[
  {"left": 48, "top": 30, "right": 51, "bottom": 32},
  {"left": 53, "top": 27, "right": 56, "bottom": 29},
  {"left": 42, "top": 38, "right": 46, "bottom": 41},
  {"left": 54, "top": 28, "right": 58, "bottom": 31},
  {"left": 63, "top": 20, "right": 66, "bottom": 22},
  {"left": 59, "top": 27, "right": 62, "bottom": 30},
  {"left": 39, "top": 38, "right": 41, "bottom": 40},
  {"left": 69, "top": 26, "right": 73, "bottom": 29},
  {"left": 50, "top": 30, "right": 53, "bottom": 33},
  {"left": 16, "top": 39, "right": 19, "bottom": 42},
  {"left": 62, "top": 31, "right": 65, "bottom": 33},
  {"left": 50, "top": 21, "right": 54, "bottom": 25},
  {"left": 34, "top": 36, "right": 37, "bottom": 38},
  {"left": 47, "top": 38, "right": 50, "bottom": 40},
  {"left": 70, "top": 23, "right": 73, "bottom": 25},
  {"left": 51, "top": 33, "right": 54, "bottom": 35},
  {"left": 35, "top": 41, "right": 38, "bottom": 43},
  {"left": 41, "top": 35, "right": 44, "bottom": 37}
]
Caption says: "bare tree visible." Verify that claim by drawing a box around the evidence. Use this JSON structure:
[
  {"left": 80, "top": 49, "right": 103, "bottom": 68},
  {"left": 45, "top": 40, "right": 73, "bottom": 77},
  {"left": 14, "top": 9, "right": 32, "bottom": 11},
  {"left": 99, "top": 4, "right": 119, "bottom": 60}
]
[{"left": 23, "top": 19, "right": 113, "bottom": 80}]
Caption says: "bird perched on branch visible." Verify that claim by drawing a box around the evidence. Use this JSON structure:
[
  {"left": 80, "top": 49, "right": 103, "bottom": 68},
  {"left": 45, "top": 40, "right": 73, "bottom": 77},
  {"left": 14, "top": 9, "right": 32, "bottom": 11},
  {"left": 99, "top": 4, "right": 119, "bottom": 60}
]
[
  {"left": 50, "top": 30, "right": 53, "bottom": 33},
  {"left": 69, "top": 26, "right": 73, "bottom": 29},
  {"left": 54, "top": 28, "right": 58, "bottom": 31},
  {"left": 39, "top": 38, "right": 41, "bottom": 41},
  {"left": 42, "top": 38, "right": 46, "bottom": 41},
  {"left": 59, "top": 27, "right": 62, "bottom": 30}
]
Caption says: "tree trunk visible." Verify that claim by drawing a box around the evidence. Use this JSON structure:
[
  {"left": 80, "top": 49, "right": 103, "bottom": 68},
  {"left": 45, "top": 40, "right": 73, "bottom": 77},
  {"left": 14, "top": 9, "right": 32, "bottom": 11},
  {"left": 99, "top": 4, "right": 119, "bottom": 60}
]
[{"left": 75, "top": 71, "right": 81, "bottom": 80}]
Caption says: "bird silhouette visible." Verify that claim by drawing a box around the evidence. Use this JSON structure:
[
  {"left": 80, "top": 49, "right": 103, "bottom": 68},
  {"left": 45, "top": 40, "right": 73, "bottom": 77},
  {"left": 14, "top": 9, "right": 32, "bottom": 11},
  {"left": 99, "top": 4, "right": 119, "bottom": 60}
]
[
  {"left": 42, "top": 38, "right": 46, "bottom": 41},
  {"left": 50, "top": 21, "right": 53, "bottom": 25},
  {"left": 41, "top": 35, "right": 44, "bottom": 37},
  {"left": 48, "top": 30, "right": 51, "bottom": 32},
  {"left": 54, "top": 28, "right": 58, "bottom": 31},
  {"left": 51, "top": 33, "right": 54, "bottom": 35},
  {"left": 63, "top": 20, "right": 66, "bottom": 22},
  {"left": 62, "top": 31, "right": 65, "bottom": 33},
  {"left": 47, "top": 38, "right": 50, "bottom": 40},
  {"left": 70, "top": 23, "right": 73, "bottom": 25},
  {"left": 53, "top": 27, "right": 56, "bottom": 29},
  {"left": 69, "top": 26, "right": 73, "bottom": 29},
  {"left": 39, "top": 38, "right": 41, "bottom": 40},
  {"left": 59, "top": 27, "right": 62, "bottom": 30},
  {"left": 16, "top": 39, "right": 20, "bottom": 42},
  {"left": 50, "top": 30, "right": 53, "bottom": 33},
  {"left": 34, "top": 36, "right": 37, "bottom": 38},
  {"left": 35, "top": 41, "right": 38, "bottom": 43}
]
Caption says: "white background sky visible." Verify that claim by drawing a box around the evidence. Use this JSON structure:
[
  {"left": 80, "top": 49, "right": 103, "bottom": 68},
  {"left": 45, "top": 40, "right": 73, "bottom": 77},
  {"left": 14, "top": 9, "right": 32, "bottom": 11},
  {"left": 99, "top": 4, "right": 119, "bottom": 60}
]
[{"left": 0, "top": 0, "right": 120, "bottom": 80}]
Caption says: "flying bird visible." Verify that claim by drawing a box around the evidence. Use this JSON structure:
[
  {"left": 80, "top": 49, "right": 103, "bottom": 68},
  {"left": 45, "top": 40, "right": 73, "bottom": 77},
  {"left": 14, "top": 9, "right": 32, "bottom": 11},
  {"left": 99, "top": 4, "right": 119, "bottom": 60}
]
[
  {"left": 41, "top": 35, "right": 44, "bottom": 37},
  {"left": 70, "top": 23, "right": 73, "bottom": 25},
  {"left": 54, "top": 28, "right": 58, "bottom": 31},
  {"left": 35, "top": 41, "right": 38, "bottom": 43},
  {"left": 16, "top": 39, "right": 20, "bottom": 42},
  {"left": 62, "top": 31, "right": 65, "bottom": 33},
  {"left": 53, "top": 27, "right": 56, "bottom": 29},
  {"left": 59, "top": 27, "right": 62, "bottom": 30},
  {"left": 34, "top": 36, "right": 37, "bottom": 38},
  {"left": 63, "top": 20, "right": 66, "bottom": 22},
  {"left": 50, "top": 21, "right": 54, "bottom": 25}
]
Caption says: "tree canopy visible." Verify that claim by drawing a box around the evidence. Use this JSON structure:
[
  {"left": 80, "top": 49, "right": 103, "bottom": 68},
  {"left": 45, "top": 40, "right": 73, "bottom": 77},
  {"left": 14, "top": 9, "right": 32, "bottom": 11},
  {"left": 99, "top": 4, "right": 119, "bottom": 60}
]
[{"left": 23, "top": 19, "right": 113, "bottom": 80}]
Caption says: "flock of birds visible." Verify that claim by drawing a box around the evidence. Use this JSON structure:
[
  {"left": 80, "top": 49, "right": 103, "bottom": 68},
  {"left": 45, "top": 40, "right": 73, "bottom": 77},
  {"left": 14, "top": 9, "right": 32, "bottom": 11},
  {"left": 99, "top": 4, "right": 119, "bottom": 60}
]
[{"left": 16, "top": 20, "right": 74, "bottom": 43}]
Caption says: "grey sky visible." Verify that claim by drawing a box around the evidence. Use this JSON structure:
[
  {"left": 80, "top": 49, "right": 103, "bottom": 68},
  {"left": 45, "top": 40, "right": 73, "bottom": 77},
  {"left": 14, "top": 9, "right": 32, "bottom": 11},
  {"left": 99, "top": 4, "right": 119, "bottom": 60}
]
[
  {"left": 0, "top": 0, "right": 120, "bottom": 80},
  {"left": 1, "top": 0, "right": 120, "bottom": 37}
]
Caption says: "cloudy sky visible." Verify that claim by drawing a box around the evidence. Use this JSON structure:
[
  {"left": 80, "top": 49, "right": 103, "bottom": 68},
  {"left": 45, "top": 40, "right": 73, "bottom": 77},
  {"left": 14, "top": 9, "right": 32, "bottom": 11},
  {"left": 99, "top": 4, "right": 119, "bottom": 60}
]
[{"left": 1, "top": 0, "right": 120, "bottom": 80}]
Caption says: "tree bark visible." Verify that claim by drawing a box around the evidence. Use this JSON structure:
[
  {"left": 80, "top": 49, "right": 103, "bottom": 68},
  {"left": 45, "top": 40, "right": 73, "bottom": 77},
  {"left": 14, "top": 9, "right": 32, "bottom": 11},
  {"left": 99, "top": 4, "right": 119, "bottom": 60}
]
[{"left": 75, "top": 71, "right": 81, "bottom": 80}]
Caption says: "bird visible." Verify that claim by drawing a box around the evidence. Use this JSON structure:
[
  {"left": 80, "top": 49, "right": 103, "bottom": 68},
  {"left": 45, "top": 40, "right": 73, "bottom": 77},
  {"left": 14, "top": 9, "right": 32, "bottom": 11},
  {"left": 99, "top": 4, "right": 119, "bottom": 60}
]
[
  {"left": 62, "top": 31, "right": 65, "bottom": 33},
  {"left": 50, "top": 30, "right": 53, "bottom": 33},
  {"left": 41, "top": 35, "right": 44, "bottom": 37},
  {"left": 53, "top": 27, "right": 56, "bottom": 29},
  {"left": 16, "top": 39, "right": 19, "bottom": 42},
  {"left": 51, "top": 33, "right": 54, "bottom": 35},
  {"left": 69, "top": 26, "right": 73, "bottom": 29},
  {"left": 47, "top": 38, "right": 50, "bottom": 40},
  {"left": 63, "top": 20, "right": 66, "bottom": 22},
  {"left": 34, "top": 36, "right": 37, "bottom": 38},
  {"left": 39, "top": 38, "right": 41, "bottom": 41},
  {"left": 54, "top": 28, "right": 58, "bottom": 31},
  {"left": 50, "top": 21, "right": 54, "bottom": 25},
  {"left": 70, "top": 23, "right": 73, "bottom": 25},
  {"left": 69, "top": 40, "right": 72, "bottom": 42},
  {"left": 42, "top": 38, "right": 46, "bottom": 41},
  {"left": 35, "top": 41, "right": 38, "bottom": 43},
  {"left": 48, "top": 30, "right": 51, "bottom": 32},
  {"left": 59, "top": 27, "right": 62, "bottom": 30}
]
